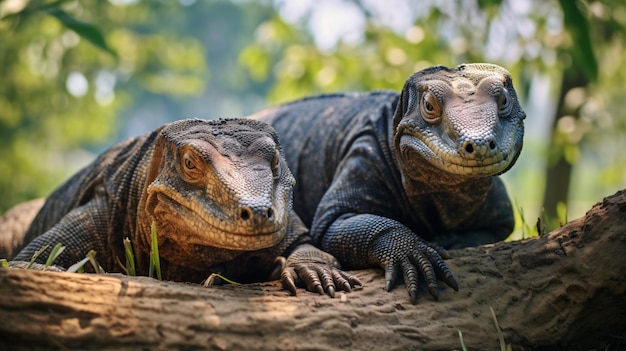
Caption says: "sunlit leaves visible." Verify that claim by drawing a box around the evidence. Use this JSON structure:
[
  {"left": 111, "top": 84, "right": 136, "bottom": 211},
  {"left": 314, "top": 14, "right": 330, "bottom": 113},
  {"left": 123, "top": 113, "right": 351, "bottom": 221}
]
[
  {"left": 4, "top": 0, "right": 117, "bottom": 57},
  {"left": 47, "top": 8, "right": 117, "bottom": 58},
  {"left": 239, "top": 15, "right": 451, "bottom": 105},
  {"left": 239, "top": 44, "right": 272, "bottom": 81},
  {"left": 0, "top": 1, "right": 209, "bottom": 212}
]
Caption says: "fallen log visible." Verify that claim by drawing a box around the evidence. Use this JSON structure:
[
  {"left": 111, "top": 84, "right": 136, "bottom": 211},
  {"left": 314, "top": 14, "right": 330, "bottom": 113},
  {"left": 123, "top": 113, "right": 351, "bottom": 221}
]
[{"left": 1, "top": 190, "right": 625, "bottom": 350}]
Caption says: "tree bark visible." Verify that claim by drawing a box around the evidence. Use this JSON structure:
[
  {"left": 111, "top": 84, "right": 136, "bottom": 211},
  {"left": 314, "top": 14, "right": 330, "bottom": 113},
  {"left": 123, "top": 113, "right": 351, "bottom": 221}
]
[{"left": 1, "top": 190, "right": 625, "bottom": 351}]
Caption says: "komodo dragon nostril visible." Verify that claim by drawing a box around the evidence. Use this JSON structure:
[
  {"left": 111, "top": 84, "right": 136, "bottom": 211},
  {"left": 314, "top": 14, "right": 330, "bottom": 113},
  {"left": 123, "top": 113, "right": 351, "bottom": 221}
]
[
  {"left": 240, "top": 206, "right": 252, "bottom": 221},
  {"left": 239, "top": 206, "right": 274, "bottom": 221}
]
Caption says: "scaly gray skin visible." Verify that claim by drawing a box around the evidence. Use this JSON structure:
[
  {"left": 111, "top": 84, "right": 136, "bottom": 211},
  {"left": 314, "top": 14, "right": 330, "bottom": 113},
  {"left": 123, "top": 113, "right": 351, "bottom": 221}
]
[
  {"left": 252, "top": 63, "right": 525, "bottom": 303},
  {"left": 9, "top": 118, "right": 361, "bottom": 296}
]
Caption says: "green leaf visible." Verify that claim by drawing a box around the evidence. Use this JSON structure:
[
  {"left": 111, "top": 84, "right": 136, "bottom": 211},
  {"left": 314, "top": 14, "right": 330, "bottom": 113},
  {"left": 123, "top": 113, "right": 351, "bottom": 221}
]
[
  {"left": 47, "top": 8, "right": 118, "bottom": 58},
  {"left": 44, "top": 243, "right": 65, "bottom": 268},
  {"left": 0, "top": 259, "right": 8, "bottom": 269},
  {"left": 557, "top": 0, "right": 598, "bottom": 82}
]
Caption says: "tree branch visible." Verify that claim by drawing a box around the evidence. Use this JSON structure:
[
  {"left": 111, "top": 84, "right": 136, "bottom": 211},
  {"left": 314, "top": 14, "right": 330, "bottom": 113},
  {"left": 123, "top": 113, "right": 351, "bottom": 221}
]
[{"left": 1, "top": 190, "right": 625, "bottom": 350}]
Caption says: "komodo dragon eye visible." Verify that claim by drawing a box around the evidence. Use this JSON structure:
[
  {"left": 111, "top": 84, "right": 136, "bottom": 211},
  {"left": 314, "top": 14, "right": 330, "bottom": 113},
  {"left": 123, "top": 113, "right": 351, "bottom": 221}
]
[
  {"left": 183, "top": 153, "right": 196, "bottom": 170},
  {"left": 498, "top": 88, "right": 511, "bottom": 112},
  {"left": 420, "top": 91, "right": 442, "bottom": 124},
  {"left": 180, "top": 150, "right": 205, "bottom": 183},
  {"left": 271, "top": 148, "right": 280, "bottom": 178}
]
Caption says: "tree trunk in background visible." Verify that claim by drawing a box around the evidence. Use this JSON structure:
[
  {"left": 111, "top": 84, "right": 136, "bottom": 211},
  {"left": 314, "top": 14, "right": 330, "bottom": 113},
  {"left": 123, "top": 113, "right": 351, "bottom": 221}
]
[
  {"left": 1, "top": 190, "right": 625, "bottom": 350},
  {"left": 541, "top": 68, "right": 589, "bottom": 225}
]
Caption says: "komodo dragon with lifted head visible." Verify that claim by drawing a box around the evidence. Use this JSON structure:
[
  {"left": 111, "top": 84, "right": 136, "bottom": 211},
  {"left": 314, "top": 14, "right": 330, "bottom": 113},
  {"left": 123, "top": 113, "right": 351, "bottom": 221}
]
[
  {"left": 5, "top": 118, "right": 361, "bottom": 296},
  {"left": 252, "top": 63, "right": 525, "bottom": 303}
]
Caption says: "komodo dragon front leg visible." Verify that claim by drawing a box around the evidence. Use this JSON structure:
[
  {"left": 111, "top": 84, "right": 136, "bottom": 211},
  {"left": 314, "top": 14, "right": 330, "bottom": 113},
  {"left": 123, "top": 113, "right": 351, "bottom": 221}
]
[{"left": 10, "top": 186, "right": 111, "bottom": 270}]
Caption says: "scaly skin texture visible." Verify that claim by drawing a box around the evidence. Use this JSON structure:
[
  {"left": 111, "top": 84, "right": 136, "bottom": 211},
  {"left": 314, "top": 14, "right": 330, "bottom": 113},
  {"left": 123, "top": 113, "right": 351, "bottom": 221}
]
[
  {"left": 9, "top": 118, "right": 361, "bottom": 296},
  {"left": 252, "top": 63, "right": 525, "bottom": 303}
]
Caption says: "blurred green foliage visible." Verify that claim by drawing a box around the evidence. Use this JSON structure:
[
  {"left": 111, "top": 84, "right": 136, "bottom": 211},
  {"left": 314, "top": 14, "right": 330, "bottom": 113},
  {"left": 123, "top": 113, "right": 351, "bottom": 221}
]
[
  {"left": 0, "top": 0, "right": 266, "bottom": 212},
  {"left": 1, "top": 0, "right": 625, "bottom": 240}
]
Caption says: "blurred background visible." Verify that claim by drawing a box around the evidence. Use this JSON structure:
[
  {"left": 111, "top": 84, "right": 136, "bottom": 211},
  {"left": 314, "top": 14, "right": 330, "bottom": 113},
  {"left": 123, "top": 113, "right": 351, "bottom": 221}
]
[{"left": 0, "top": 0, "right": 624, "bottom": 239}]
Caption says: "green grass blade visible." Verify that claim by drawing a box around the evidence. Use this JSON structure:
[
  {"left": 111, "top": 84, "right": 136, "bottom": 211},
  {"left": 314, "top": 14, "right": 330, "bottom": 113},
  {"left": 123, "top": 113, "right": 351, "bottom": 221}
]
[
  {"left": 86, "top": 250, "right": 105, "bottom": 274},
  {"left": 490, "top": 306, "right": 506, "bottom": 351},
  {"left": 149, "top": 222, "right": 162, "bottom": 281},
  {"left": 458, "top": 330, "right": 467, "bottom": 351},
  {"left": 27, "top": 244, "right": 49, "bottom": 269},
  {"left": 67, "top": 257, "right": 90, "bottom": 273},
  {"left": 123, "top": 237, "right": 136, "bottom": 276},
  {"left": 203, "top": 273, "right": 241, "bottom": 287},
  {"left": 44, "top": 243, "right": 65, "bottom": 268}
]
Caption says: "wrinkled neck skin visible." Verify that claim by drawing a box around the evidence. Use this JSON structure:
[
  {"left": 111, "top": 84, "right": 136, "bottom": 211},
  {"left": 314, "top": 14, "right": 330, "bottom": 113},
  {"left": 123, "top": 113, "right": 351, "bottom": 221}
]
[
  {"left": 392, "top": 138, "right": 494, "bottom": 229},
  {"left": 398, "top": 153, "right": 492, "bottom": 197}
]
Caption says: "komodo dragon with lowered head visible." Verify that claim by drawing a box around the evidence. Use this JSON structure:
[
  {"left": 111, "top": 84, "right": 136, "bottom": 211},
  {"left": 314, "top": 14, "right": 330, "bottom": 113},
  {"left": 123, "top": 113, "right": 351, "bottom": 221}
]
[
  {"left": 251, "top": 63, "right": 525, "bottom": 303},
  {"left": 5, "top": 118, "right": 361, "bottom": 296}
]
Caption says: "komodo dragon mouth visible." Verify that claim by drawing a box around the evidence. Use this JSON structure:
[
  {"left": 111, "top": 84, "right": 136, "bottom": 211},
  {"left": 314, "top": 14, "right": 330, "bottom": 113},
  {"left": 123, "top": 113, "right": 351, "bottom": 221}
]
[
  {"left": 400, "top": 125, "right": 523, "bottom": 177},
  {"left": 147, "top": 186, "right": 287, "bottom": 252}
]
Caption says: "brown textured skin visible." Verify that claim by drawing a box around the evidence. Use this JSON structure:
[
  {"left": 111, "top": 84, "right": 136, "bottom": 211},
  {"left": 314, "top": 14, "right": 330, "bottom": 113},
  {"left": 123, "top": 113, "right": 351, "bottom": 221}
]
[
  {"left": 7, "top": 118, "right": 360, "bottom": 296},
  {"left": 252, "top": 63, "right": 525, "bottom": 303}
]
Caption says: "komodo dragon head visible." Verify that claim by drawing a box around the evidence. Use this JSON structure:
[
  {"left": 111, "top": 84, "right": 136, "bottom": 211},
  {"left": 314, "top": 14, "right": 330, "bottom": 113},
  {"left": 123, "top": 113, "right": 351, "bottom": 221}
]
[
  {"left": 142, "top": 118, "right": 295, "bottom": 251},
  {"left": 392, "top": 63, "right": 525, "bottom": 181}
]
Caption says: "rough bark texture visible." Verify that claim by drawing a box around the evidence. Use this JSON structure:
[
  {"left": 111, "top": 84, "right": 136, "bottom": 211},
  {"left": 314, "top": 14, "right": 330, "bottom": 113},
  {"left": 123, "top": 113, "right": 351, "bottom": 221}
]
[{"left": 1, "top": 190, "right": 625, "bottom": 351}]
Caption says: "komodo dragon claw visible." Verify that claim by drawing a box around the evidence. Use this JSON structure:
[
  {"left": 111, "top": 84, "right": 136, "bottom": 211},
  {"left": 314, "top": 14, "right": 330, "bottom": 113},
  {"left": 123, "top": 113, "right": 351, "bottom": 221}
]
[{"left": 276, "top": 244, "right": 362, "bottom": 297}]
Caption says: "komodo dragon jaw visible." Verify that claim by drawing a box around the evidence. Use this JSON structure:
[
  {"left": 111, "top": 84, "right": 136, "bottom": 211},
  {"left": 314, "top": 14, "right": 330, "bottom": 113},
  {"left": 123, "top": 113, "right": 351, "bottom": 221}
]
[
  {"left": 143, "top": 119, "right": 294, "bottom": 251},
  {"left": 393, "top": 63, "right": 525, "bottom": 179}
]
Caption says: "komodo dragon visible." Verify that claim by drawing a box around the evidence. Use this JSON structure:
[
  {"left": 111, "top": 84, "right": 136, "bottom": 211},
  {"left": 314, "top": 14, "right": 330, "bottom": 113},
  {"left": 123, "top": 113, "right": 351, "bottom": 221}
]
[
  {"left": 5, "top": 118, "right": 361, "bottom": 296},
  {"left": 251, "top": 63, "right": 525, "bottom": 303}
]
